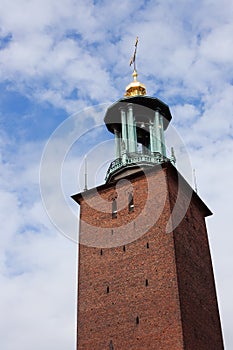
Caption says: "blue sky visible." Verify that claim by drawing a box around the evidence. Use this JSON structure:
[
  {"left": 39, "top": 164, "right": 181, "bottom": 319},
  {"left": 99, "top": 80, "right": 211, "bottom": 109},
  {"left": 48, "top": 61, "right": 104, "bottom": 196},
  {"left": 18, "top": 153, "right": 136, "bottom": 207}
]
[{"left": 0, "top": 0, "right": 233, "bottom": 349}]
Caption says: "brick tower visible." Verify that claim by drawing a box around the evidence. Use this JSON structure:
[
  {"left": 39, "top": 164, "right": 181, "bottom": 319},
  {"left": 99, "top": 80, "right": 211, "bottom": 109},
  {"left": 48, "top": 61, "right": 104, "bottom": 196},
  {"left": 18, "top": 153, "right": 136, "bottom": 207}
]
[{"left": 72, "top": 44, "right": 224, "bottom": 349}]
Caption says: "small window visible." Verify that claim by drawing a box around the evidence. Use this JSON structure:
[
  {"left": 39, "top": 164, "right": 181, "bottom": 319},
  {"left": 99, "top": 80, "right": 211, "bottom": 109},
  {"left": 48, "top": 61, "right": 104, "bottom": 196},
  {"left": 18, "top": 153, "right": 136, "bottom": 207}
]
[
  {"left": 107, "top": 286, "right": 110, "bottom": 293},
  {"left": 146, "top": 242, "right": 149, "bottom": 249},
  {"left": 136, "top": 316, "right": 139, "bottom": 325},
  {"left": 100, "top": 249, "right": 103, "bottom": 255},
  {"left": 123, "top": 245, "right": 126, "bottom": 252},
  {"left": 128, "top": 193, "right": 134, "bottom": 213},
  {"left": 145, "top": 279, "right": 148, "bottom": 286},
  {"left": 112, "top": 199, "right": 117, "bottom": 218}
]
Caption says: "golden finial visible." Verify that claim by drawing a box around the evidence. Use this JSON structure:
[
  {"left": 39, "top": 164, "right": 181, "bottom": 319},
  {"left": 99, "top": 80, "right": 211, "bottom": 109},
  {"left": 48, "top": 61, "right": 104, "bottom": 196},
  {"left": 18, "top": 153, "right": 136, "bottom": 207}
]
[{"left": 125, "top": 36, "right": 146, "bottom": 97}]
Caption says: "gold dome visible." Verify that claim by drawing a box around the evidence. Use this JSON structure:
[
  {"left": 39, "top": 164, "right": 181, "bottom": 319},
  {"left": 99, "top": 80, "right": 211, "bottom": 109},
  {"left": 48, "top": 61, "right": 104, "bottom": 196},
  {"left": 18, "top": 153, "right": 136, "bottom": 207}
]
[{"left": 124, "top": 69, "right": 147, "bottom": 97}]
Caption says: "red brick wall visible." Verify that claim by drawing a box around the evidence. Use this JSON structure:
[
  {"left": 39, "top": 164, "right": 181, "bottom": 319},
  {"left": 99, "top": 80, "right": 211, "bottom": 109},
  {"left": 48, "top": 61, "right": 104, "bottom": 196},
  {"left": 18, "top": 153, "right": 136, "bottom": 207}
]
[
  {"left": 75, "top": 164, "right": 224, "bottom": 349},
  {"left": 166, "top": 167, "right": 224, "bottom": 349}
]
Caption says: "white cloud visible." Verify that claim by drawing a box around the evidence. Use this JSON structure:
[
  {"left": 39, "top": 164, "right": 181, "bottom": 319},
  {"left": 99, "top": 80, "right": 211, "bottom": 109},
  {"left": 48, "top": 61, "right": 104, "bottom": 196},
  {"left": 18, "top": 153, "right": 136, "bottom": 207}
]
[
  {"left": 200, "top": 23, "right": 233, "bottom": 65},
  {"left": 0, "top": 0, "right": 232, "bottom": 348},
  {"left": 171, "top": 103, "right": 200, "bottom": 126},
  {"left": 0, "top": 232, "right": 77, "bottom": 350},
  {"left": 0, "top": 133, "right": 77, "bottom": 349}
]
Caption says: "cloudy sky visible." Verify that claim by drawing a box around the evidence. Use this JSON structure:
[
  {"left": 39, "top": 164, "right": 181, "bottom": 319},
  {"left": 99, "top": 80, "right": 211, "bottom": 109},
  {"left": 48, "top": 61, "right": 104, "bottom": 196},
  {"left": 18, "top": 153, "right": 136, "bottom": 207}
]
[{"left": 0, "top": 0, "right": 232, "bottom": 349}]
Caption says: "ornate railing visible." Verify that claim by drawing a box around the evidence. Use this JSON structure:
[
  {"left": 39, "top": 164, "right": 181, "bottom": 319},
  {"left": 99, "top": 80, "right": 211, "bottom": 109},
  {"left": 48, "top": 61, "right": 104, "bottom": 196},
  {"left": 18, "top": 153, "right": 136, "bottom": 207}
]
[{"left": 105, "top": 152, "right": 170, "bottom": 181}]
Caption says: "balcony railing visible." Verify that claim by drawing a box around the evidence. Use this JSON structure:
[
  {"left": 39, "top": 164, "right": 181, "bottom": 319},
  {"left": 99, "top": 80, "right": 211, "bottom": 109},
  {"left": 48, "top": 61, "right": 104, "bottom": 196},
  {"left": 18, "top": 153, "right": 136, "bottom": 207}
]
[{"left": 105, "top": 152, "right": 170, "bottom": 182}]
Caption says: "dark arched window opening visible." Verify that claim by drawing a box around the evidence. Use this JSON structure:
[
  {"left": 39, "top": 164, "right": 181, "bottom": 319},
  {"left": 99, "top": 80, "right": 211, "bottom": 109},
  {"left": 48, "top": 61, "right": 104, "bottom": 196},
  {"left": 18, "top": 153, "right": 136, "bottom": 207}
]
[
  {"left": 128, "top": 193, "right": 134, "bottom": 213},
  {"left": 112, "top": 199, "right": 117, "bottom": 218}
]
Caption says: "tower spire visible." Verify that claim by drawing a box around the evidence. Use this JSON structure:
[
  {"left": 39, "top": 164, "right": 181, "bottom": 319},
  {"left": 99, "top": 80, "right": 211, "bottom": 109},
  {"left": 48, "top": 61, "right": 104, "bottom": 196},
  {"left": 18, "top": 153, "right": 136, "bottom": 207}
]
[
  {"left": 129, "top": 36, "right": 138, "bottom": 71},
  {"left": 125, "top": 37, "right": 147, "bottom": 97}
]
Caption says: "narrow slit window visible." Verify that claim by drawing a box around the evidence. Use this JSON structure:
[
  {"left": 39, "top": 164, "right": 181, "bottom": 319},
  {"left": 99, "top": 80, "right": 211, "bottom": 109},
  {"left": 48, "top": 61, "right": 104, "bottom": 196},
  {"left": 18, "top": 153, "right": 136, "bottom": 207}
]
[
  {"left": 100, "top": 249, "right": 103, "bottom": 256},
  {"left": 107, "top": 286, "right": 110, "bottom": 293},
  {"left": 123, "top": 245, "right": 126, "bottom": 252},
  {"left": 112, "top": 199, "right": 117, "bottom": 218},
  {"left": 146, "top": 242, "right": 149, "bottom": 249},
  {"left": 145, "top": 279, "right": 148, "bottom": 286},
  {"left": 128, "top": 193, "right": 134, "bottom": 213},
  {"left": 136, "top": 316, "right": 139, "bottom": 325}
]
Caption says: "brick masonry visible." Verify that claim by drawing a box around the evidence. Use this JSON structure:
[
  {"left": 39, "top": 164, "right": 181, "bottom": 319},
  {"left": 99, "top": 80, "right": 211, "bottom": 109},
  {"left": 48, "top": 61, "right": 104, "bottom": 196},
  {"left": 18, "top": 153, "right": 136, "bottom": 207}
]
[{"left": 72, "top": 162, "right": 224, "bottom": 349}]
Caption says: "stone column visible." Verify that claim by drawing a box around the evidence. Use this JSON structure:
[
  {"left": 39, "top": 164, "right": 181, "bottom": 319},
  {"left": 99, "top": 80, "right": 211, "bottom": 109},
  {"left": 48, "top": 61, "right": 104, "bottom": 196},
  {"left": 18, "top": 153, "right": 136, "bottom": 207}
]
[
  {"left": 134, "top": 120, "right": 137, "bottom": 151},
  {"left": 114, "top": 129, "right": 121, "bottom": 159},
  {"left": 154, "top": 110, "right": 162, "bottom": 154},
  {"left": 159, "top": 114, "right": 166, "bottom": 157},
  {"left": 120, "top": 107, "right": 128, "bottom": 154},
  {"left": 127, "top": 104, "right": 136, "bottom": 153},
  {"left": 149, "top": 121, "right": 156, "bottom": 154},
  {"left": 120, "top": 107, "right": 127, "bottom": 163}
]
